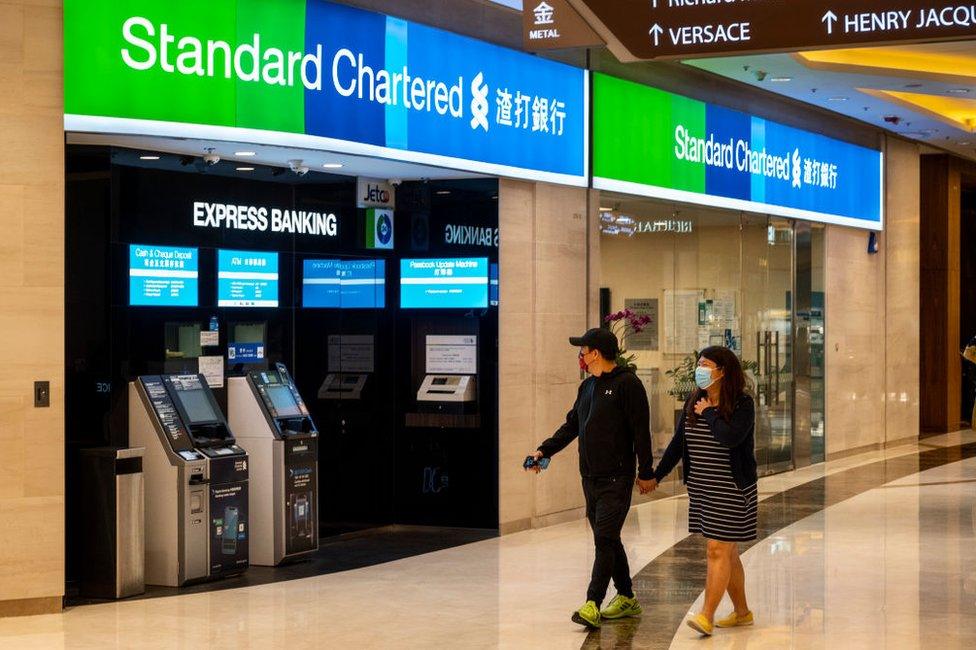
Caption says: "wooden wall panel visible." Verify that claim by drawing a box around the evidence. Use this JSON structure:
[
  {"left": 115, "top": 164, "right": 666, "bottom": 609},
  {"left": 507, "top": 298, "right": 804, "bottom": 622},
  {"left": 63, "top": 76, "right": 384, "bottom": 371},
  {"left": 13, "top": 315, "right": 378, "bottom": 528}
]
[{"left": 0, "top": 0, "right": 65, "bottom": 614}]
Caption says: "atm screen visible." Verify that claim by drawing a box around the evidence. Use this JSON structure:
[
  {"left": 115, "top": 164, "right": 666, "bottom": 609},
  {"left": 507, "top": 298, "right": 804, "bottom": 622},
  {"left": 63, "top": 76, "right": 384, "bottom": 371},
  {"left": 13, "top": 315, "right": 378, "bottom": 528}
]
[
  {"left": 267, "top": 385, "right": 302, "bottom": 417},
  {"left": 176, "top": 389, "right": 219, "bottom": 424}
]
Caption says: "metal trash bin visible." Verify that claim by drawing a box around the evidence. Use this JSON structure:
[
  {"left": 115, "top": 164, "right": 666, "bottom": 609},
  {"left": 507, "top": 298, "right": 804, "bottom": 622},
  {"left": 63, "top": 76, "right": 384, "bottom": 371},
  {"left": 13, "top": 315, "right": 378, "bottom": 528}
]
[{"left": 78, "top": 447, "right": 146, "bottom": 599}]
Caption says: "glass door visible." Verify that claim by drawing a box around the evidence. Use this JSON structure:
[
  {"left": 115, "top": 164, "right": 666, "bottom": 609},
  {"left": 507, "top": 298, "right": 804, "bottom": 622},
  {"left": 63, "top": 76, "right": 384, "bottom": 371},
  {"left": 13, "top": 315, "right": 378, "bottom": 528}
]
[{"left": 740, "top": 215, "right": 795, "bottom": 476}]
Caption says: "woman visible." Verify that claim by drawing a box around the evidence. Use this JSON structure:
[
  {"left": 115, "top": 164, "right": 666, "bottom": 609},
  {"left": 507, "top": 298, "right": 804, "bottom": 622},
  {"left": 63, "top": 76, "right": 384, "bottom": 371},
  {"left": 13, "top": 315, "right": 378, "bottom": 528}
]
[{"left": 652, "top": 346, "right": 758, "bottom": 636}]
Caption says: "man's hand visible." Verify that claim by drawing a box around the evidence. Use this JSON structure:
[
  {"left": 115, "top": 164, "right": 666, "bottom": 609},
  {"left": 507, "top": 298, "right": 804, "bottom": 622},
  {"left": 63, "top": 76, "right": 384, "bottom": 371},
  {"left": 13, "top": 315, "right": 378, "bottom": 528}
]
[
  {"left": 637, "top": 478, "right": 658, "bottom": 494},
  {"left": 694, "top": 397, "right": 712, "bottom": 416},
  {"left": 525, "top": 450, "right": 544, "bottom": 474}
]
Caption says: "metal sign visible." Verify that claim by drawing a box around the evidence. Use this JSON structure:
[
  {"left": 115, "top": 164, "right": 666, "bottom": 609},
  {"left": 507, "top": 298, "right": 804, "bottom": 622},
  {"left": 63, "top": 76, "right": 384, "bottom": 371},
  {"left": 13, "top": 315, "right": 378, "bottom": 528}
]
[
  {"left": 568, "top": 0, "right": 976, "bottom": 60},
  {"left": 522, "top": 0, "right": 604, "bottom": 51}
]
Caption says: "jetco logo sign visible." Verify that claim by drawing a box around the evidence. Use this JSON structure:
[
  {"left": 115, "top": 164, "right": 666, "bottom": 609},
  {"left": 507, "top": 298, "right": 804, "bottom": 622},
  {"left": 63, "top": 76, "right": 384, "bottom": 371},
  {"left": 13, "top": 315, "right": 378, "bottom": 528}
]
[
  {"left": 356, "top": 178, "right": 396, "bottom": 209},
  {"left": 65, "top": 1, "right": 588, "bottom": 186}
]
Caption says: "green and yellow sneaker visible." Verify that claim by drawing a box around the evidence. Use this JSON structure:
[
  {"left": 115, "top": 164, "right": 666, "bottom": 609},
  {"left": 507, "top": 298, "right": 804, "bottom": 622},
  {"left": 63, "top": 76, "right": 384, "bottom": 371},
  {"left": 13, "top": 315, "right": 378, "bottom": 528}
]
[
  {"left": 572, "top": 601, "right": 602, "bottom": 629},
  {"left": 600, "top": 594, "right": 643, "bottom": 620}
]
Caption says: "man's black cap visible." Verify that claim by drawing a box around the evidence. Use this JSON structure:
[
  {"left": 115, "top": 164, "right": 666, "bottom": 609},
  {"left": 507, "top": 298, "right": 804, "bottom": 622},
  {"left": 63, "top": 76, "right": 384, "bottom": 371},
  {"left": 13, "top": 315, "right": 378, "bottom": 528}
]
[{"left": 569, "top": 328, "right": 619, "bottom": 359}]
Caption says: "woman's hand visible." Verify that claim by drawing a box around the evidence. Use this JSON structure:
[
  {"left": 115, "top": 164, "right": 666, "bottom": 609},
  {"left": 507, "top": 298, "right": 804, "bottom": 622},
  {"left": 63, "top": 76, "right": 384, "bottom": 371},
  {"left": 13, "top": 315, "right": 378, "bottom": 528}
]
[{"left": 694, "top": 397, "right": 712, "bottom": 416}]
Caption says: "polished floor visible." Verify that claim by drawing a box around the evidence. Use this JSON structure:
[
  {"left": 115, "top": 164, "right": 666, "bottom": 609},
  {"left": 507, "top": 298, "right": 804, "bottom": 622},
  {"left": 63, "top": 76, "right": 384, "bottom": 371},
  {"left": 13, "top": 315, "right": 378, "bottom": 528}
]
[{"left": 2, "top": 432, "right": 974, "bottom": 649}]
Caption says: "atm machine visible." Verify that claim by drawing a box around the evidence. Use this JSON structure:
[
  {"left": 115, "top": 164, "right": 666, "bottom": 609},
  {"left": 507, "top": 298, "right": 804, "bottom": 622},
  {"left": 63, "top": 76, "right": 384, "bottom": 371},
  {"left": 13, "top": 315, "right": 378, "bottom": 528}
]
[
  {"left": 229, "top": 363, "right": 318, "bottom": 565},
  {"left": 129, "top": 374, "right": 249, "bottom": 587}
]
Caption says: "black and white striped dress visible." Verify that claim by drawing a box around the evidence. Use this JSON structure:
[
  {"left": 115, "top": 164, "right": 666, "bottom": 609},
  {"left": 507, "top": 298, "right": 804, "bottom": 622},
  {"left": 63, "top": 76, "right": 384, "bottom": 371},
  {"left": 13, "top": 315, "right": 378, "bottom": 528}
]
[{"left": 685, "top": 416, "right": 758, "bottom": 542}]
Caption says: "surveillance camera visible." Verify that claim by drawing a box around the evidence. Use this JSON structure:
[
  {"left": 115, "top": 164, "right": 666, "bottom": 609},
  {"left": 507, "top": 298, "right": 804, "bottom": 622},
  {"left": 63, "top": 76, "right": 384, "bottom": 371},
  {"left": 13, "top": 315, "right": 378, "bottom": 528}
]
[
  {"left": 202, "top": 148, "right": 220, "bottom": 166},
  {"left": 288, "top": 159, "right": 310, "bottom": 176},
  {"left": 388, "top": 178, "right": 403, "bottom": 187}
]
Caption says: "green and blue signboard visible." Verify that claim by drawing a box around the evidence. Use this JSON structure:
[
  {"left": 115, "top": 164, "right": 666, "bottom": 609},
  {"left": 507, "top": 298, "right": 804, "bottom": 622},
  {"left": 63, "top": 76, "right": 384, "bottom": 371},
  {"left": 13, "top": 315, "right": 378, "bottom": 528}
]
[
  {"left": 592, "top": 74, "right": 884, "bottom": 230},
  {"left": 64, "top": 0, "right": 588, "bottom": 186}
]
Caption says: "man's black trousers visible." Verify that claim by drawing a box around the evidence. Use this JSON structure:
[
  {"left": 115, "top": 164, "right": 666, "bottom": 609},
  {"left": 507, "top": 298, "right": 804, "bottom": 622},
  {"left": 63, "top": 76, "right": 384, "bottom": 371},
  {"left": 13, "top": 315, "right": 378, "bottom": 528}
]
[{"left": 582, "top": 476, "right": 634, "bottom": 605}]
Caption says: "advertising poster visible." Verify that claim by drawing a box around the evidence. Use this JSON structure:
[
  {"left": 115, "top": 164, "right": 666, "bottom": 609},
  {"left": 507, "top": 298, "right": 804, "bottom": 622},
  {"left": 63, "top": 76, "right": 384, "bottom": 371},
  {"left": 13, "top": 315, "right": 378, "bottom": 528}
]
[
  {"left": 209, "top": 457, "right": 249, "bottom": 575},
  {"left": 284, "top": 438, "right": 318, "bottom": 555}
]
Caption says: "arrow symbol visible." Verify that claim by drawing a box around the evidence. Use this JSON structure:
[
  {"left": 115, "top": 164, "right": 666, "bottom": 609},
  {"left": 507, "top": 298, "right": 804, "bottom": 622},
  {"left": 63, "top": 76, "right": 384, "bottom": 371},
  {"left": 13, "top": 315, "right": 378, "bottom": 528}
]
[
  {"left": 822, "top": 10, "right": 838, "bottom": 35},
  {"left": 649, "top": 24, "right": 664, "bottom": 46}
]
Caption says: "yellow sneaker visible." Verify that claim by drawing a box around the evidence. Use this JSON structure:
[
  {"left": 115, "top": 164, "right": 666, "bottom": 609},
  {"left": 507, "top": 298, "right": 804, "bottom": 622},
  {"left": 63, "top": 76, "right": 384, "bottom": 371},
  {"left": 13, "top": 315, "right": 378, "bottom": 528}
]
[
  {"left": 686, "top": 613, "right": 714, "bottom": 636},
  {"left": 716, "top": 610, "right": 754, "bottom": 628}
]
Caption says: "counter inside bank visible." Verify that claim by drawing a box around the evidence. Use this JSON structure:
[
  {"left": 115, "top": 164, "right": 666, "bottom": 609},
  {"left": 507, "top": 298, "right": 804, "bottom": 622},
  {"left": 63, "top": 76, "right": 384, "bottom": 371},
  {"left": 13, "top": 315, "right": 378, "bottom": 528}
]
[{"left": 66, "top": 148, "right": 501, "bottom": 592}]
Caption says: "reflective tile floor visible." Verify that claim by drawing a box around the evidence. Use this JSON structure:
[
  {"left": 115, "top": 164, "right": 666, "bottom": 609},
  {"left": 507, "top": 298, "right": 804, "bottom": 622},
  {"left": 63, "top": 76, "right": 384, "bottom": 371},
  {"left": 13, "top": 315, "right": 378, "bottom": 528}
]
[{"left": 2, "top": 431, "right": 974, "bottom": 649}]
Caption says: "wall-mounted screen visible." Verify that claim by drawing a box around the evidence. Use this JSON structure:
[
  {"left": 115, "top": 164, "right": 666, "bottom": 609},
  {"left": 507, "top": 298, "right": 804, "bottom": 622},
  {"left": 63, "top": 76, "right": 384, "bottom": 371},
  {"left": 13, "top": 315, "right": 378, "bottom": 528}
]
[
  {"left": 303, "top": 259, "right": 386, "bottom": 309},
  {"left": 217, "top": 249, "right": 279, "bottom": 307},
  {"left": 400, "top": 258, "right": 489, "bottom": 309},
  {"left": 129, "top": 244, "right": 199, "bottom": 307}
]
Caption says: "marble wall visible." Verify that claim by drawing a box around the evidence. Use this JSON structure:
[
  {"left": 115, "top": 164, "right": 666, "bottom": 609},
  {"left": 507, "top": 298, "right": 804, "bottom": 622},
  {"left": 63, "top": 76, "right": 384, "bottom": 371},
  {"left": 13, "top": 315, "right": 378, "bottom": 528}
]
[
  {"left": 824, "top": 136, "right": 920, "bottom": 456},
  {"left": 497, "top": 180, "right": 594, "bottom": 534},
  {"left": 0, "top": 0, "right": 65, "bottom": 615}
]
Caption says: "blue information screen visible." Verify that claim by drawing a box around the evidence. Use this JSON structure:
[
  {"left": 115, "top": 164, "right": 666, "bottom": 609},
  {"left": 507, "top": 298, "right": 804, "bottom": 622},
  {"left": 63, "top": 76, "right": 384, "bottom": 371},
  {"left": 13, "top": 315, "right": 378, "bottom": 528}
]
[
  {"left": 129, "top": 244, "right": 199, "bottom": 307},
  {"left": 400, "top": 258, "right": 489, "bottom": 309},
  {"left": 217, "top": 249, "right": 279, "bottom": 307},
  {"left": 303, "top": 259, "right": 386, "bottom": 309}
]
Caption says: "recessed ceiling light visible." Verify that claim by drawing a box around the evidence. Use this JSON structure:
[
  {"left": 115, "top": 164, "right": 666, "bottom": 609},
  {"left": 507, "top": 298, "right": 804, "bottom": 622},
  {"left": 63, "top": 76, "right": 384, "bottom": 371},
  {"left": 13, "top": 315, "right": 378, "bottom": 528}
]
[
  {"left": 236, "top": 167, "right": 255, "bottom": 172},
  {"left": 828, "top": 96, "right": 849, "bottom": 102},
  {"left": 770, "top": 77, "right": 792, "bottom": 82},
  {"left": 139, "top": 155, "right": 160, "bottom": 160},
  {"left": 948, "top": 88, "right": 972, "bottom": 94},
  {"left": 436, "top": 190, "right": 452, "bottom": 195},
  {"left": 234, "top": 151, "right": 256, "bottom": 157},
  {"left": 322, "top": 163, "right": 343, "bottom": 169}
]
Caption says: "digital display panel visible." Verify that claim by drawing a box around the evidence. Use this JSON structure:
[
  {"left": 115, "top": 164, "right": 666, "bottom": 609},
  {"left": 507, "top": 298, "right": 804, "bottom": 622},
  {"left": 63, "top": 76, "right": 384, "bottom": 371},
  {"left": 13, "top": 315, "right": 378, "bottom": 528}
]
[
  {"left": 400, "top": 258, "right": 489, "bottom": 309},
  {"left": 129, "top": 244, "right": 199, "bottom": 307},
  {"left": 218, "top": 249, "right": 279, "bottom": 307},
  {"left": 303, "top": 259, "right": 386, "bottom": 309},
  {"left": 176, "top": 388, "right": 219, "bottom": 424},
  {"left": 266, "top": 385, "right": 302, "bottom": 417}
]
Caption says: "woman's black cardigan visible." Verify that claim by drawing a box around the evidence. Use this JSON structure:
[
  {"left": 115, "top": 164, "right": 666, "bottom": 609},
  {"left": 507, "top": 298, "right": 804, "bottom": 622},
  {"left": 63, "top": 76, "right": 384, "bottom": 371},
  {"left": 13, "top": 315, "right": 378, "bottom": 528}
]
[{"left": 653, "top": 394, "right": 758, "bottom": 491}]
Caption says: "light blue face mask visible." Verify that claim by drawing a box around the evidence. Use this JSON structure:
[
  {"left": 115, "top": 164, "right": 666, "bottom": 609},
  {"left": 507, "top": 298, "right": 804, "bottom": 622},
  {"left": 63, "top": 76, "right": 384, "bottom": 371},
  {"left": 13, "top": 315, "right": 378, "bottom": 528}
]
[{"left": 695, "top": 366, "right": 717, "bottom": 390}]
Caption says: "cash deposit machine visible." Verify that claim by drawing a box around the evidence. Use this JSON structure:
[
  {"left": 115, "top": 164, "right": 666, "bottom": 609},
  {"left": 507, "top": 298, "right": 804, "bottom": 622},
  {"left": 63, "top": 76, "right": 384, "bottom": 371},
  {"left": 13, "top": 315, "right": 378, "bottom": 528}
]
[
  {"left": 130, "top": 375, "right": 249, "bottom": 586},
  {"left": 229, "top": 363, "right": 319, "bottom": 565}
]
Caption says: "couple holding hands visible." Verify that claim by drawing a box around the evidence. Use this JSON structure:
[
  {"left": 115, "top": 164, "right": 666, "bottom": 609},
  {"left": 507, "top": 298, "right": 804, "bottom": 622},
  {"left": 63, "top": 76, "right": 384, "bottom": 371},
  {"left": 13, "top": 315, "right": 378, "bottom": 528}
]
[{"left": 526, "top": 328, "right": 757, "bottom": 636}]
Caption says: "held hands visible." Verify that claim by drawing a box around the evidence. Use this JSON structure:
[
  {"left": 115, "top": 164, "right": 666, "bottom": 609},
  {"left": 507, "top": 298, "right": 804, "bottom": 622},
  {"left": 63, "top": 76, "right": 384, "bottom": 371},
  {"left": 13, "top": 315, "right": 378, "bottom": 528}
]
[
  {"left": 636, "top": 478, "right": 658, "bottom": 495},
  {"left": 694, "top": 397, "right": 713, "bottom": 416}
]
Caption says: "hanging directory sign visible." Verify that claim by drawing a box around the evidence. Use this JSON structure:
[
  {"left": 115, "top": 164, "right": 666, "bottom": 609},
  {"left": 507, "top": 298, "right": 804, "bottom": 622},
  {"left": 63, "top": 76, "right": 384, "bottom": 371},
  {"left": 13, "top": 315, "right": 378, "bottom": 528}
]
[
  {"left": 64, "top": 0, "right": 588, "bottom": 186},
  {"left": 592, "top": 74, "right": 884, "bottom": 231},
  {"left": 569, "top": 0, "right": 976, "bottom": 60}
]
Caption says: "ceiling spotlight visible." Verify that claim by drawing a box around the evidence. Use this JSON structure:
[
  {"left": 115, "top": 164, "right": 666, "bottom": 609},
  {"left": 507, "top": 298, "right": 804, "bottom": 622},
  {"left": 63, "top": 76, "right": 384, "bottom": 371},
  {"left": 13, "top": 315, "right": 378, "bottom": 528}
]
[
  {"left": 288, "top": 159, "right": 310, "bottom": 176},
  {"left": 202, "top": 148, "right": 220, "bottom": 166},
  {"left": 234, "top": 151, "right": 256, "bottom": 157},
  {"left": 754, "top": 70, "right": 768, "bottom": 82},
  {"left": 236, "top": 167, "right": 255, "bottom": 172},
  {"left": 322, "top": 162, "right": 343, "bottom": 169},
  {"left": 139, "top": 155, "right": 160, "bottom": 161}
]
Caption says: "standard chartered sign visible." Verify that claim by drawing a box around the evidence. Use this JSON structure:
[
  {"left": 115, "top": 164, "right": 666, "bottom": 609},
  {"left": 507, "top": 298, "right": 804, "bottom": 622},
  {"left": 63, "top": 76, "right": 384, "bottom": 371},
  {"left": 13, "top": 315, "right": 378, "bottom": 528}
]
[
  {"left": 65, "top": 0, "right": 588, "bottom": 186},
  {"left": 592, "top": 73, "right": 883, "bottom": 230}
]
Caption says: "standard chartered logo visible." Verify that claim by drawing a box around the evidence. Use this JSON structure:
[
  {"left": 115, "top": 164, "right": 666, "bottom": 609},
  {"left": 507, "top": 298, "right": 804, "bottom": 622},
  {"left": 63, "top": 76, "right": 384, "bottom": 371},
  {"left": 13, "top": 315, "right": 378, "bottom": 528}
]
[
  {"left": 469, "top": 73, "right": 489, "bottom": 132},
  {"left": 119, "top": 16, "right": 500, "bottom": 132}
]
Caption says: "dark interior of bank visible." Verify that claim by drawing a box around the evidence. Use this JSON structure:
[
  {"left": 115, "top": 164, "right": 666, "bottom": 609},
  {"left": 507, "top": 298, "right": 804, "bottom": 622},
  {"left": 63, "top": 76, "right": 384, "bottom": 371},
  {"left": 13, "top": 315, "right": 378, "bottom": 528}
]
[{"left": 64, "top": 145, "right": 500, "bottom": 599}]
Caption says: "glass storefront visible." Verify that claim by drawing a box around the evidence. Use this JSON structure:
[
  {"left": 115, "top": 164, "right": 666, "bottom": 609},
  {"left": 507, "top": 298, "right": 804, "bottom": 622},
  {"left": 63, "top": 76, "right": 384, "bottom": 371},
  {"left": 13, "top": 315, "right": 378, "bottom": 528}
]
[{"left": 599, "top": 193, "right": 826, "bottom": 482}]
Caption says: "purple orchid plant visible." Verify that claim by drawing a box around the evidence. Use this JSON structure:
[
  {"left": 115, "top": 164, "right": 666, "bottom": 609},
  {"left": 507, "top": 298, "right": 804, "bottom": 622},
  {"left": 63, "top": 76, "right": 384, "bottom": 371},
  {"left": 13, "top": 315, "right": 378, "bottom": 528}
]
[{"left": 604, "top": 309, "right": 653, "bottom": 370}]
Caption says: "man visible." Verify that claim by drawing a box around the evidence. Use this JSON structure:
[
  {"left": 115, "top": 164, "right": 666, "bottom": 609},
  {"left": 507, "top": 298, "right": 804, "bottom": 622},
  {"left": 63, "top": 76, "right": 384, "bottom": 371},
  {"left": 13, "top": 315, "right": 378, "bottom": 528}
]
[{"left": 527, "top": 327, "right": 657, "bottom": 629}]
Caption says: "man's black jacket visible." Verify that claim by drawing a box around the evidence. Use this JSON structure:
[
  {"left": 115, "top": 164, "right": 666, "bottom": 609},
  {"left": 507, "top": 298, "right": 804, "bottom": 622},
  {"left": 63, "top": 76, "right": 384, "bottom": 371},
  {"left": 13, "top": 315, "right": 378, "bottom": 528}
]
[{"left": 537, "top": 366, "right": 654, "bottom": 480}]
